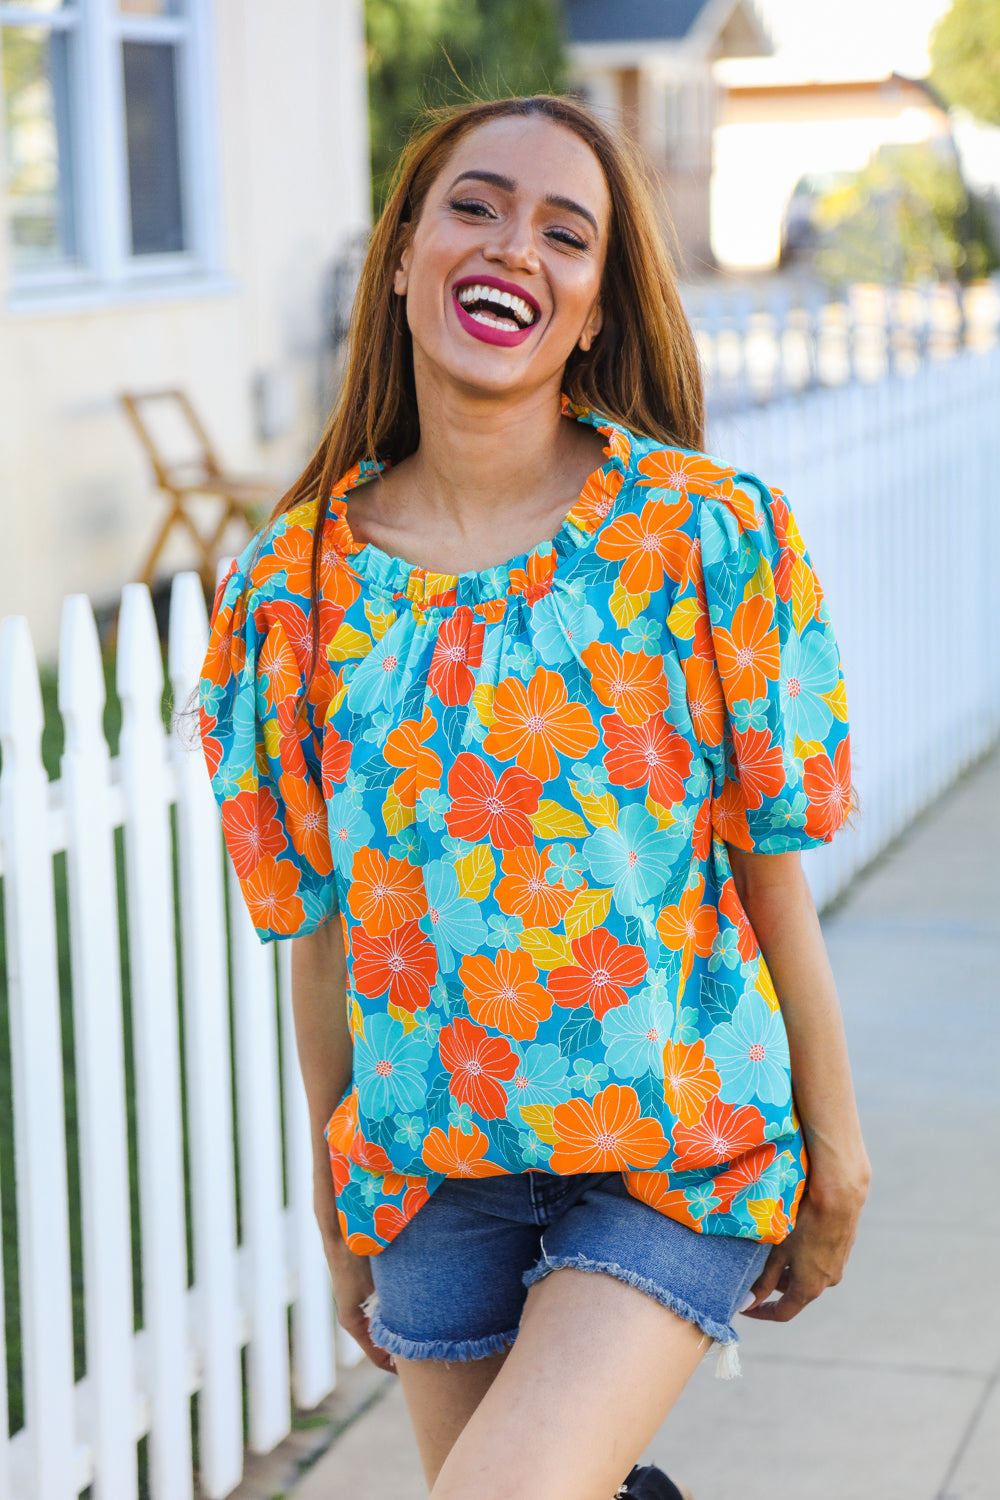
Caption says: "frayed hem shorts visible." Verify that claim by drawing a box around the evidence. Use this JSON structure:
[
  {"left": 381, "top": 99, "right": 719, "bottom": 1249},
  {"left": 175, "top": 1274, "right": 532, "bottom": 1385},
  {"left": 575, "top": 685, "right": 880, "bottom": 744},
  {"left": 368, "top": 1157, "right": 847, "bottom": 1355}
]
[{"left": 365, "top": 1172, "right": 770, "bottom": 1378}]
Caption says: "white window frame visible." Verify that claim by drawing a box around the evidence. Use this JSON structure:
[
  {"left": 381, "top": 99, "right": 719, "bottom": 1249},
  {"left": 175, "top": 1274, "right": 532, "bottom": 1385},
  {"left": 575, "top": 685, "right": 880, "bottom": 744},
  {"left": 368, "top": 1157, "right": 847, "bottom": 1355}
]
[{"left": 1, "top": 0, "right": 227, "bottom": 311}]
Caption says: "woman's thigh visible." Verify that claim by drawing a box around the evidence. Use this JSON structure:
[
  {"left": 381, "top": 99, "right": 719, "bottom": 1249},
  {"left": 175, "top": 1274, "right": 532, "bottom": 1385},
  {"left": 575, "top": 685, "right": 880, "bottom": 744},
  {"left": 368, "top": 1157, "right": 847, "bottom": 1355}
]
[{"left": 426, "top": 1267, "right": 706, "bottom": 1500}]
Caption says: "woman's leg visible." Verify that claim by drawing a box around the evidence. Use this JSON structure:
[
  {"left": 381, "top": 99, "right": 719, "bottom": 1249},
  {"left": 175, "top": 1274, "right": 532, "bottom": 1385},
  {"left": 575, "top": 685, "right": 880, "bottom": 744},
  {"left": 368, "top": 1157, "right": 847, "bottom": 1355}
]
[{"left": 398, "top": 1267, "right": 706, "bottom": 1499}]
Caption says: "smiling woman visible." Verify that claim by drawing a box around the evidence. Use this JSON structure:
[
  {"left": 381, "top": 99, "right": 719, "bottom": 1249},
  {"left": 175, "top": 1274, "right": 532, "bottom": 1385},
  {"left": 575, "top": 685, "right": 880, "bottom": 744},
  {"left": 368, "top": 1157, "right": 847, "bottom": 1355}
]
[{"left": 200, "top": 95, "right": 870, "bottom": 1500}]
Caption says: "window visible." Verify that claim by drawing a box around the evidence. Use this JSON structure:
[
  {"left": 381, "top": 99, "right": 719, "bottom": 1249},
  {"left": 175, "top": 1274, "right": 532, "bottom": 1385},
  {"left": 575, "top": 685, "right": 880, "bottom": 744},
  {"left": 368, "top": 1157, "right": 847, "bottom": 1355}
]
[{"left": 0, "top": 0, "right": 220, "bottom": 301}]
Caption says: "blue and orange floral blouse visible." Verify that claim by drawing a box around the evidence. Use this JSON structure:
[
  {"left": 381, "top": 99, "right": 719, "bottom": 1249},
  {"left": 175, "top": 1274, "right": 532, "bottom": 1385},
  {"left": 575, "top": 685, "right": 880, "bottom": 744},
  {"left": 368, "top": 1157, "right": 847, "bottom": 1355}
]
[{"left": 201, "top": 401, "right": 851, "bottom": 1256}]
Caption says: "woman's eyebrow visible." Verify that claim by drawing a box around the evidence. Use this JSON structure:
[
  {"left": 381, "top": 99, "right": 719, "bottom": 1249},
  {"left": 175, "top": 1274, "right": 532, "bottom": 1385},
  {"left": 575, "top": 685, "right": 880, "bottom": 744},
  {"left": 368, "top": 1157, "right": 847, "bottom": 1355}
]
[{"left": 447, "top": 171, "right": 600, "bottom": 236}]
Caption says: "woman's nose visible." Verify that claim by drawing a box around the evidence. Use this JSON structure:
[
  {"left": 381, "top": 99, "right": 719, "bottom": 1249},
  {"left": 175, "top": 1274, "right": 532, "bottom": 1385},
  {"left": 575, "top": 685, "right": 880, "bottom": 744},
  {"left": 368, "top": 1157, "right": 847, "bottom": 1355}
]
[{"left": 483, "top": 212, "right": 540, "bottom": 274}]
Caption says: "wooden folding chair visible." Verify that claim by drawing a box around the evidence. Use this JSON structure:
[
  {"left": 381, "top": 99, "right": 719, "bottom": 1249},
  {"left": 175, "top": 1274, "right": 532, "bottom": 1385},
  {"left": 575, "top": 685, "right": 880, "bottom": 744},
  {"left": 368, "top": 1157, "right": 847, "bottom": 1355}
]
[{"left": 121, "top": 390, "right": 281, "bottom": 591}]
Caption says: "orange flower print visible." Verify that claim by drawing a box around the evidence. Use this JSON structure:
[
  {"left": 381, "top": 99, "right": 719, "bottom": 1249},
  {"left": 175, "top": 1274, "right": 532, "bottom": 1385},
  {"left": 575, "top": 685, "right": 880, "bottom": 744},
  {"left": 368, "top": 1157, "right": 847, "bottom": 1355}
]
[
  {"left": 258, "top": 623, "right": 301, "bottom": 713},
  {"left": 201, "top": 593, "right": 246, "bottom": 689},
  {"left": 670, "top": 1095, "right": 766, "bottom": 1172},
  {"left": 710, "top": 1142, "right": 777, "bottom": 1210},
  {"left": 581, "top": 644, "right": 672, "bottom": 726},
  {"left": 681, "top": 654, "right": 725, "bottom": 746},
  {"left": 601, "top": 712, "right": 693, "bottom": 808},
  {"left": 439, "top": 1017, "right": 519, "bottom": 1119},
  {"left": 745, "top": 1198, "right": 790, "bottom": 1242},
  {"left": 712, "top": 596, "right": 781, "bottom": 706},
  {"left": 348, "top": 1133, "right": 397, "bottom": 1178},
  {"left": 622, "top": 1173, "right": 700, "bottom": 1232},
  {"left": 662, "top": 1039, "right": 722, "bottom": 1127},
  {"left": 348, "top": 848, "right": 427, "bottom": 936},
  {"left": 509, "top": 548, "right": 556, "bottom": 605},
  {"left": 445, "top": 753, "right": 542, "bottom": 848},
  {"left": 320, "top": 726, "right": 353, "bottom": 798},
  {"left": 719, "top": 878, "right": 759, "bottom": 963},
  {"left": 568, "top": 464, "right": 624, "bottom": 532},
  {"left": 548, "top": 927, "right": 648, "bottom": 1020},
  {"left": 427, "top": 606, "right": 485, "bottom": 706},
  {"left": 803, "top": 737, "right": 852, "bottom": 840},
  {"left": 254, "top": 525, "right": 314, "bottom": 598},
  {"left": 278, "top": 771, "right": 333, "bottom": 876},
  {"left": 692, "top": 797, "right": 712, "bottom": 861},
  {"left": 384, "top": 707, "right": 442, "bottom": 807},
  {"left": 711, "top": 778, "right": 752, "bottom": 852},
  {"left": 240, "top": 854, "right": 305, "bottom": 936},
  {"left": 352, "top": 920, "right": 438, "bottom": 1011},
  {"left": 421, "top": 1122, "right": 507, "bottom": 1177},
  {"left": 637, "top": 449, "right": 736, "bottom": 496},
  {"left": 221, "top": 786, "right": 288, "bottom": 878},
  {"left": 495, "top": 847, "right": 574, "bottom": 928},
  {"left": 548, "top": 1085, "right": 669, "bottom": 1172},
  {"left": 260, "top": 598, "right": 334, "bottom": 679},
  {"left": 460, "top": 949, "right": 552, "bottom": 1041},
  {"left": 596, "top": 497, "right": 693, "bottom": 594},
  {"left": 484, "top": 667, "right": 598, "bottom": 783},
  {"left": 732, "top": 727, "right": 786, "bottom": 811},
  {"left": 656, "top": 877, "right": 718, "bottom": 983}
]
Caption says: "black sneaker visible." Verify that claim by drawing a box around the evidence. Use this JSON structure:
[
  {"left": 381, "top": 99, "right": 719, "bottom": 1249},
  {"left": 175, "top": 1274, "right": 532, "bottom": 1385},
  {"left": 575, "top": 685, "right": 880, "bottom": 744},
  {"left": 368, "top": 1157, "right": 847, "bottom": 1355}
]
[{"left": 615, "top": 1464, "right": 691, "bottom": 1500}]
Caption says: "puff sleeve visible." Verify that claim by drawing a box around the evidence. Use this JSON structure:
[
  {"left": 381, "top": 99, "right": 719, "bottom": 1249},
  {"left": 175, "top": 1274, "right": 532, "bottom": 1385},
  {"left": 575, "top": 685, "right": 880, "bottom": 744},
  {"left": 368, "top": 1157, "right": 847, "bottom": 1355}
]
[
  {"left": 199, "top": 546, "right": 340, "bottom": 941},
  {"left": 667, "top": 476, "right": 851, "bottom": 853}
]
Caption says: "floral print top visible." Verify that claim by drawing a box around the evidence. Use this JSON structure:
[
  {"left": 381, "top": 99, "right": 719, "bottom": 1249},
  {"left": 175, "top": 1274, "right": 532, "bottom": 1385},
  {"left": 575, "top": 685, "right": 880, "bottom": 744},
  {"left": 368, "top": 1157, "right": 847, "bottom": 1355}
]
[{"left": 201, "top": 400, "right": 851, "bottom": 1255}]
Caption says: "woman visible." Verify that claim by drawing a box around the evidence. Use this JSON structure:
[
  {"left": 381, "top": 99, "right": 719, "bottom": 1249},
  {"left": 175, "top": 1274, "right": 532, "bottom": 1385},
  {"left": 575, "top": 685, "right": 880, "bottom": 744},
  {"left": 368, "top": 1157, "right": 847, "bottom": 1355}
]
[{"left": 201, "top": 95, "right": 870, "bottom": 1500}]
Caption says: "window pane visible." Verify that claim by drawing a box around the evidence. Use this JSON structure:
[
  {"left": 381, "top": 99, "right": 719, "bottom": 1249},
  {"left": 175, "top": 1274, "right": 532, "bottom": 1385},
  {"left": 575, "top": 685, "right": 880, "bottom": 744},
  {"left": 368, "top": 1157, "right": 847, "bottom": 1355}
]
[
  {"left": 119, "top": 1, "right": 182, "bottom": 15},
  {"left": 2, "top": 24, "right": 76, "bottom": 266},
  {"left": 122, "top": 40, "right": 185, "bottom": 255}
]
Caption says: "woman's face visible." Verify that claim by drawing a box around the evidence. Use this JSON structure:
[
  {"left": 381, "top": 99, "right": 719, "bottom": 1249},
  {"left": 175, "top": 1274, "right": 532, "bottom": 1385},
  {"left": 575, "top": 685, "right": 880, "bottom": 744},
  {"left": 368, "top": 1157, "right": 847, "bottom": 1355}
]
[{"left": 395, "top": 115, "right": 611, "bottom": 398}]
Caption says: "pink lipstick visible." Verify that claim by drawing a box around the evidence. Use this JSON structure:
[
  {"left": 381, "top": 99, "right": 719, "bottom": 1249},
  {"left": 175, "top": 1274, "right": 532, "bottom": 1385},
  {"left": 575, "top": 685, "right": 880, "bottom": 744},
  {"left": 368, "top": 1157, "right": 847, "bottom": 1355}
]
[{"left": 452, "top": 275, "right": 541, "bottom": 348}]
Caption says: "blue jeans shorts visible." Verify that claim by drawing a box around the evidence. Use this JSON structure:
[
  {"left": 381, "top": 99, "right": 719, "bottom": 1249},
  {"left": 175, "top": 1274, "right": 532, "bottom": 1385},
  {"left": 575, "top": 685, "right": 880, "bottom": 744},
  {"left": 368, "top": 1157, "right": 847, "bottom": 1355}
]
[{"left": 365, "top": 1172, "right": 770, "bottom": 1375}]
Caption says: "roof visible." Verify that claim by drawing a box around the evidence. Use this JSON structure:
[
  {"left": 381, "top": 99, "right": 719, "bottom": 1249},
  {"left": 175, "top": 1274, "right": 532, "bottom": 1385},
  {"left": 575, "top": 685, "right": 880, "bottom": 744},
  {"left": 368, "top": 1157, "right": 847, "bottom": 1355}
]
[{"left": 565, "top": 0, "right": 710, "bottom": 44}]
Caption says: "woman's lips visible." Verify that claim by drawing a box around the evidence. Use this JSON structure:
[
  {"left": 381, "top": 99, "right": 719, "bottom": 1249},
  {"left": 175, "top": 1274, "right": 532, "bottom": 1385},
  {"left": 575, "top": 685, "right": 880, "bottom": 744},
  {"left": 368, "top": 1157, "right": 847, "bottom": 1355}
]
[{"left": 452, "top": 290, "right": 538, "bottom": 347}]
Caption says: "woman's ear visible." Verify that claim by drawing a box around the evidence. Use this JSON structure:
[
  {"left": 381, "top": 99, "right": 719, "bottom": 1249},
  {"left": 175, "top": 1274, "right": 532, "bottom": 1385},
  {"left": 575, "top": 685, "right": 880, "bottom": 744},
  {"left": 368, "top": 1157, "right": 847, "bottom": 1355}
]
[
  {"left": 394, "top": 243, "right": 412, "bottom": 297},
  {"left": 578, "top": 302, "right": 603, "bottom": 352}
]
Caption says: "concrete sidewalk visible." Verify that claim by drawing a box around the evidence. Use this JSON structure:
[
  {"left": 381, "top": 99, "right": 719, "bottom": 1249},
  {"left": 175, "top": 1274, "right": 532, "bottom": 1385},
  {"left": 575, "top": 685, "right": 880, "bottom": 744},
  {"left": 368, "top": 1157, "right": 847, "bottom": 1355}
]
[{"left": 296, "top": 749, "right": 1000, "bottom": 1500}]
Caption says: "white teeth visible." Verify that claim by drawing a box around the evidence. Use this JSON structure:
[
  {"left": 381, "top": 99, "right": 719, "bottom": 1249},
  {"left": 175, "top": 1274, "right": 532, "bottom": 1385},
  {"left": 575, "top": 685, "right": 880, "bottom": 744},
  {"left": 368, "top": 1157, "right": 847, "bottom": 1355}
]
[
  {"left": 456, "top": 283, "right": 536, "bottom": 327},
  {"left": 500, "top": 291, "right": 512, "bottom": 308}
]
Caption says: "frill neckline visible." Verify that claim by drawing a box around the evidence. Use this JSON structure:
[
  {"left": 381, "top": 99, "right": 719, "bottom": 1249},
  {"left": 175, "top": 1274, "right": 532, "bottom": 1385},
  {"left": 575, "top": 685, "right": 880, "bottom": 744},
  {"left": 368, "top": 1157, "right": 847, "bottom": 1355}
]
[{"left": 326, "top": 400, "right": 635, "bottom": 610}]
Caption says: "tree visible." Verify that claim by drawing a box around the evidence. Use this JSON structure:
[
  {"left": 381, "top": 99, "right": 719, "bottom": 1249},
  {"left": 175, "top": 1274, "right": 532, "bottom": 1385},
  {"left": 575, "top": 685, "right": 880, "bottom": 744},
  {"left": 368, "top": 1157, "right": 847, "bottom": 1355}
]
[
  {"left": 366, "top": 0, "right": 568, "bottom": 210},
  {"left": 930, "top": 0, "right": 1000, "bottom": 126}
]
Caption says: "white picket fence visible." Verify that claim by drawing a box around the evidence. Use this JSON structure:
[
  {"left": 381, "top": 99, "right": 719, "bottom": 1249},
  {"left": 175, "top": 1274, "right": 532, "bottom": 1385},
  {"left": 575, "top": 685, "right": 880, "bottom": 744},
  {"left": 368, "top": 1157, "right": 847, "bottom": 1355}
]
[
  {"left": 0, "top": 578, "right": 353, "bottom": 1500},
  {"left": 0, "top": 340, "right": 998, "bottom": 1500},
  {"left": 709, "top": 339, "right": 1000, "bottom": 906}
]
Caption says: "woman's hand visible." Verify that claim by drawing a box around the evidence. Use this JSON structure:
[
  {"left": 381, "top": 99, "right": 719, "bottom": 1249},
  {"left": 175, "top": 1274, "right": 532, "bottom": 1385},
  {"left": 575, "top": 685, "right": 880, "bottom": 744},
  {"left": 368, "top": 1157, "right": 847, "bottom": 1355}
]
[
  {"left": 742, "top": 1151, "right": 871, "bottom": 1322},
  {"left": 314, "top": 1161, "right": 397, "bottom": 1373}
]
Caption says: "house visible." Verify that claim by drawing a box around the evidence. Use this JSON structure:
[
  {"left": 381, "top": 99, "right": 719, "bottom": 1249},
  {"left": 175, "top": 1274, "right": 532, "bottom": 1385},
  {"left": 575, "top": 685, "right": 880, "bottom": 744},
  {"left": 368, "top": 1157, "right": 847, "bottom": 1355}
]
[
  {"left": 564, "top": 0, "right": 773, "bottom": 274},
  {"left": 0, "top": 0, "right": 370, "bottom": 655},
  {"left": 711, "top": 72, "right": 955, "bottom": 268}
]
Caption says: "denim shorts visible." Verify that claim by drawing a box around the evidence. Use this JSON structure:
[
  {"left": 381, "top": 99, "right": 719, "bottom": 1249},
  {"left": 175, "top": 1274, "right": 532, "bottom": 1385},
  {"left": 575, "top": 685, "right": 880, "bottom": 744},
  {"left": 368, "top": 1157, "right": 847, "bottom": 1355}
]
[{"left": 365, "top": 1172, "right": 771, "bottom": 1375}]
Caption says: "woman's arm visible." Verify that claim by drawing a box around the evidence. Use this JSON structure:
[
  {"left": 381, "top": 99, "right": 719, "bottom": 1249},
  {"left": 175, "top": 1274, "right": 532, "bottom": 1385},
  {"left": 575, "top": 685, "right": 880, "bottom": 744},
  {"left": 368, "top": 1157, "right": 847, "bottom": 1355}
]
[
  {"left": 290, "top": 921, "right": 395, "bottom": 1370},
  {"left": 726, "top": 846, "right": 871, "bottom": 1322}
]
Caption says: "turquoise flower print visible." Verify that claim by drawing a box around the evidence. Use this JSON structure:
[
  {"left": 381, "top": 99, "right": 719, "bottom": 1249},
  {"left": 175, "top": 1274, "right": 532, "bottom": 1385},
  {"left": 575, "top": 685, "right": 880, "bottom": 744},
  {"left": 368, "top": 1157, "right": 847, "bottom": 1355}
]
[
  {"left": 531, "top": 591, "right": 602, "bottom": 666},
  {"left": 394, "top": 1115, "right": 423, "bottom": 1149},
  {"left": 769, "top": 792, "right": 808, "bottom": 831},
  {"left": 662, "top": 654, "right": 689, "bottom": 731},
  {"left": 758, "top": 834, "right": 801, "bottom": 853},
  {"left": 362, "top": 710, "right": 393, "bottom": 747},
  {"left": 672, "top": 1005, "right": 699, "bottom": 1044},
  {"left": 510, "top": 641, "right": 538, "bottom": 680},
  {"left": 571, "top": 760, "right": 609, "bottom": 797},
  {"left": 545, "top": 843, "right": 585, "bottom": 890},
  {"left": 685, "top": 759, "right": 711, "bottom": 800},
  {"left": 601, "top": 992, "right": 674, "bottom": 1079},
  {"left": 417, "top": 787, "right": 449, "bottom": 830},
  {"left": 572, "top": 1058, "right": 609, "bottom": 1096},
  {"left": 448, "top": 1100, "right": 475, "bottom": 1134},
  {"left": 410, "top": 1009, "right": 441, "bottom": 1046},
  {"left": 441, "top": 834, "right": 474, "bottom": 861},
  {"left": 623, "top": 614, "right": 663, "bottom": 656},
  {"left": 360, "top": 1176, "right": 380, "bottom": 1208},
  {"left": 390, "top": 824, "right": 427, "bottom": 865},
  {"left": 643, "top": 967, "right": 673, "bottom": 1002},
  {"left": 709, "top": 991, "right": 791, "bottom": 1107},
  {"left": 584, "top": 804, "right": 682, "bottom": 916},
  {"left": 328, "top": 793, "right": 375, "bottom": 879},
  {"left": 354, "top": 1013, "right": 433, "bottom": 1120},
  {"left": 487, "top": 914, "right": 524, "bottom": 950},
  {"left": 684, "top": 1181, "right": 722, "bottom": 1220},
  {"left": 730, "top": 697, "right": 769, "bottom": 734},
  {"left": 342, "top": 768, "right": 367, "bottom": 809},
  {"left": 764, "top": 1112, "right": 795, "bottom": 1142},
  {"left": 779, "top": 628, "right": 840, "bottom": 744},
  {"left": 519, "top": 1130, "right": 551, "bottom": 1166},
  {"left": 506, "top": 1042, "right": 572, "bottom": 1118},
  {"left": 346, "top": 617, "right": 416, "bottom": 717},
  {"left": 709, "top": 928, "right": 740, "bottom": 972},
  {"left": 419, "top": 861, "right": 488, "bottom": 973}
]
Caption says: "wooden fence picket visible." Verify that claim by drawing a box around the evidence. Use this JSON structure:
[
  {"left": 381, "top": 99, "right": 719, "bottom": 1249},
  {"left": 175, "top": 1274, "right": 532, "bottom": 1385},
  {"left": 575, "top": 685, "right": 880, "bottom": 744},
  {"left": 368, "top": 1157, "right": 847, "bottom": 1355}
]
[
  {"left": 116, "top": 585, "right": 192, "bottom": 1500},
  {"left": 58, "top": 597, "right": 137, "bottom": 1500},
  {"left": 0, "top": 619, "right": 77, "bottom": 1500},
  {"left": 167, "top": 575, "right": 244, "bottom": 1497}
]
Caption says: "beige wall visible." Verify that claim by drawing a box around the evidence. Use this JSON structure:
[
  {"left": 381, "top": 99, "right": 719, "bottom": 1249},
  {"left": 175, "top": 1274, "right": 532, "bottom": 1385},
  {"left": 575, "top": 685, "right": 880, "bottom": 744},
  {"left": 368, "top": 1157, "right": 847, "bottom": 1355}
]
[{"left": 0, "top": 0, "right": 370, "bottom": 656}]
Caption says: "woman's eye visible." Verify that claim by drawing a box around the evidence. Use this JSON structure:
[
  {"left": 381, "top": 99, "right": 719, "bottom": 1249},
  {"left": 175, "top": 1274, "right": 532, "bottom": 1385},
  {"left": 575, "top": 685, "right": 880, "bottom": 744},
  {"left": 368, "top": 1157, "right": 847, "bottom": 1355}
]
[
  {"left": 449, "top": 197, "right": 493, "bottom": 217},
  {"left": 548, "top": 228, "right": 588, "bottom": 250}
]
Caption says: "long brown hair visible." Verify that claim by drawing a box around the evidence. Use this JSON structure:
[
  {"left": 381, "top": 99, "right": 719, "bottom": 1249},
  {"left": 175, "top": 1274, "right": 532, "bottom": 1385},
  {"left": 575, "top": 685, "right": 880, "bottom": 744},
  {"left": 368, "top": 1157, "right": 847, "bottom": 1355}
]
[{"left": 271, "top": 94, "right": 705, "bottom": 687}]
